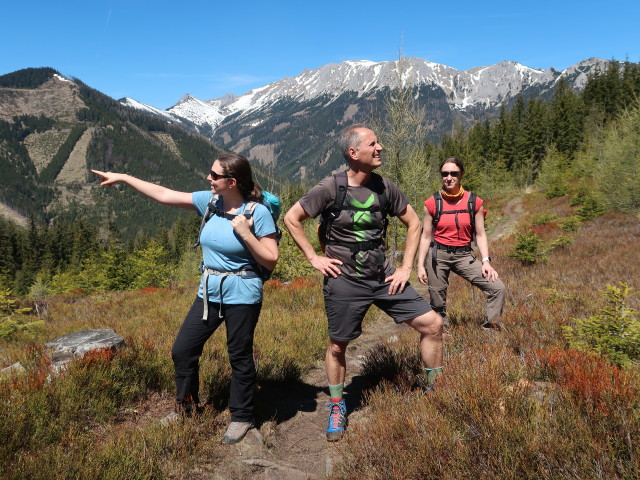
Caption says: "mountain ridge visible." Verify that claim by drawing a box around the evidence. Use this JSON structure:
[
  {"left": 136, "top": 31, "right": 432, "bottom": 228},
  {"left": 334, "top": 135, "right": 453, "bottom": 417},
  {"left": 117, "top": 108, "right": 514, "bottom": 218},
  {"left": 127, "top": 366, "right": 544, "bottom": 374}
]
[
  {"left": 120, "top": 57, "right": 608, "bottom": 180},
  {"left": 121, "top": 57, "right": 606, "bottom": 132}
]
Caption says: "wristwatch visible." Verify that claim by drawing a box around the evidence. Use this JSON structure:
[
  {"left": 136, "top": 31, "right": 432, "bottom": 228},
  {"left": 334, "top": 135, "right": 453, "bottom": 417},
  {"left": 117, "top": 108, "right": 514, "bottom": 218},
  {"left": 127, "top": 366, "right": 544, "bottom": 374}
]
[{"left": 482, "top": 257, "right": 492, "bottom": 263}]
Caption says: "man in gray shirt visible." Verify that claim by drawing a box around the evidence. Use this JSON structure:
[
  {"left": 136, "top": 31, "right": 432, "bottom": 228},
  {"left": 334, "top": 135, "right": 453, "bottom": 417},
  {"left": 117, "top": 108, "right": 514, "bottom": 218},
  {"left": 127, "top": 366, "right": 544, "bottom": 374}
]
[{"left": 284, "top": 125, "right": 443, "bottom": 442}]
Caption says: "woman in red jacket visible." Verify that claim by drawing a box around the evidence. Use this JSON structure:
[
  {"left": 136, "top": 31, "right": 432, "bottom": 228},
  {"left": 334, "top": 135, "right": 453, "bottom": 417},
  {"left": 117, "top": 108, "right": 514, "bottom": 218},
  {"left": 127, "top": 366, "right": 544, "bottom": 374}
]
[{"left": 417, "top": 157, "right": 505, "bottom": 330}]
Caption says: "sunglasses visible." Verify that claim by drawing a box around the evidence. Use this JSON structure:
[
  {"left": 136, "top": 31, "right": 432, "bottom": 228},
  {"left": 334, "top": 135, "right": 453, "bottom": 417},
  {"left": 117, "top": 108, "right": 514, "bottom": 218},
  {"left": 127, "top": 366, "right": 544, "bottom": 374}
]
[
  {"left": 441, "top": 171, "right": 460, "bottom": 178},
  {"left": 210, "top": 170, "right": 232, "bottom": 180}
]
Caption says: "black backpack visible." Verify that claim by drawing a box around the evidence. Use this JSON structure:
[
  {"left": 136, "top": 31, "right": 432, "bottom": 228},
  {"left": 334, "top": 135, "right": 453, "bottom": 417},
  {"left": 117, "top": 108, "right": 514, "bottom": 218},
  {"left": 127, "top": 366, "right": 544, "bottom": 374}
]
[
  {"left": 317, "top": 171, "right": 390, "bottom": 255},
  {"left": 431, "top": 190, "right": 478, "bottom": 245}
]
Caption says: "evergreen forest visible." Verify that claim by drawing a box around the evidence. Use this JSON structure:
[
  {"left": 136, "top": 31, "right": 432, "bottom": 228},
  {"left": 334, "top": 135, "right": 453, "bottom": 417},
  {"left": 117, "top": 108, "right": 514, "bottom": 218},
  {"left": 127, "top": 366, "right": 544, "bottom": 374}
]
[{"left": 0, "top": 60, "right": 639, "bottom": 299}]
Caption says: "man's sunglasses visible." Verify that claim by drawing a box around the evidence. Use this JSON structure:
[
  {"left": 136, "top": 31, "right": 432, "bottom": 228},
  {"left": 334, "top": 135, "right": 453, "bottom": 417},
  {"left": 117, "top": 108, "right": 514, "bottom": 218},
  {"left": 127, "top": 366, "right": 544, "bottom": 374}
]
[
  {"left": 210, "top": 170, "right": 232, "bottom": 180},
  {"left": 441, "top": 171, "right": 460, "bottom": 178}
]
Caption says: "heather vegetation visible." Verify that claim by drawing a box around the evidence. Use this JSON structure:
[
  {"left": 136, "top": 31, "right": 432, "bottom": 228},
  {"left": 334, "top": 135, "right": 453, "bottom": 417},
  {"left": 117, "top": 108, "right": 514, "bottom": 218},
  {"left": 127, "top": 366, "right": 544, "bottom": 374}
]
[
  {"left": 331, "top": 200, "right": 640, "bottom": 480},
  {"left": 1, "top": 61, "right": 639, "bottom": 478},
  {"left": 1, "top": 194, "right": 638, "bottom": 479}
]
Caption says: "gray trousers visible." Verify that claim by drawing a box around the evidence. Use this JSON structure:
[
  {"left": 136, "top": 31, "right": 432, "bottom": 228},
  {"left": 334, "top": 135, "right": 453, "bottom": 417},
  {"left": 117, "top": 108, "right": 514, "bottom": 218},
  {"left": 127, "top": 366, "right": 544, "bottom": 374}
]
[{"left": 426, "top": 247, "right": 506, "bottom": 327}]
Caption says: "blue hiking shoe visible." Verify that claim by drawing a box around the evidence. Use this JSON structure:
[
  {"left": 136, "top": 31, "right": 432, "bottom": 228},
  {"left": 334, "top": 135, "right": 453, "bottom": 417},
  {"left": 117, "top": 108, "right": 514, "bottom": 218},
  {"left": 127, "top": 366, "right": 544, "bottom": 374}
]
[{"left": 326, "top": 399, "right": 347, "bottom": 442}]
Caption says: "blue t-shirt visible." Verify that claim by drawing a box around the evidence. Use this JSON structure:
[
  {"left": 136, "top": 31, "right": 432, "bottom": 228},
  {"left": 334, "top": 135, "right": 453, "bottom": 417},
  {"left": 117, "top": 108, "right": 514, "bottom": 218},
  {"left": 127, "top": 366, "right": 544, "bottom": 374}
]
[{"left": 192, "top": 191, "right": 276, "bottom": 304}]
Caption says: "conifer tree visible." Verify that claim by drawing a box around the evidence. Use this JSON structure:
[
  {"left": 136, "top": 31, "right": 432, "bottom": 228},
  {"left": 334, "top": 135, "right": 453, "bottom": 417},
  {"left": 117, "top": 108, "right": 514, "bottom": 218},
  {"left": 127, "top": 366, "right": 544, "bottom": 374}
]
[
  {"left": 550, "top": 77, "right": 584, "bottom": 158},
  {"left": 522, "top": 97, "right": 550, "bottom": 182}
]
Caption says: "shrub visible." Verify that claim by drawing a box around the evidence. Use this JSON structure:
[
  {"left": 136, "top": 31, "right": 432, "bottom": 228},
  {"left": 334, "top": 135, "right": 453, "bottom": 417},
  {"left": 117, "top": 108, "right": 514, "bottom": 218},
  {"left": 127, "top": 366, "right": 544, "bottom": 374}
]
[
  {"left": 531, "top": 212, "right": 559, "bottom": 226},
  {"left": 0, "top": 288, "right": 41, "bottom": 339},
  {"left": 577, "top": 194, "right": 605, "bottom": 221},
  {"left": 508, "top": 230, "right": 547, "bottom": 265},
  {"left": 270, "top": 228, "right": 317, "bottom": 281},
  {"left": 547, "top": 234, "right": 573, "bottom": 250},
  {"left": 558, "top": 215, "right": 582, "bottom": 232},
  {"left": 592, "top": 101, "right": 640, "bottom": 213},
  {"left": 533, "top": 348, "right": 637, "bottom": 416},
  {"left": 536, "top": 147, "right": 571, "bottom": 199},
  {"left": 563, "top": 283, "right": 640, "bottom": 367}
]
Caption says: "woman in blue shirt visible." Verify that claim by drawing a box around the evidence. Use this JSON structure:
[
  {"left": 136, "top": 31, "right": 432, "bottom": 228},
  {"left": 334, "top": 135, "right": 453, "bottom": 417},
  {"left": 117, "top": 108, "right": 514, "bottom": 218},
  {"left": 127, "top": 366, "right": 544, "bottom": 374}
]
[{"left": 92, "top": 153, "right": 278, "bottom": 444}]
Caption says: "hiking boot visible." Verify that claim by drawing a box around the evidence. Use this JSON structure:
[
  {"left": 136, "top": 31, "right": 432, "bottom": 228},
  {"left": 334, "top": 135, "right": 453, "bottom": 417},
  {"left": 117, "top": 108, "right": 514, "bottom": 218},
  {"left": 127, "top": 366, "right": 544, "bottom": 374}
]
[
  {"left": 415, "top": 377, "right": 436, "bottom": 392},
  {"left": 222, "top": 421, "right": 253, "bottom": 444},
  {"left": 481, "top": 321, "right": 505, "bottom": 332},
  {"left": 326, "top": 399, "right": 347, "bottom": 442}
]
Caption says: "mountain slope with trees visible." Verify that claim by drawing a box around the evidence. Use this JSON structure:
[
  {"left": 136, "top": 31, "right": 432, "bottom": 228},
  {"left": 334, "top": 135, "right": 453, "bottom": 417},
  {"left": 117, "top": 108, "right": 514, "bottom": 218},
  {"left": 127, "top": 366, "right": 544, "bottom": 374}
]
[{"left": 0, "top": 68, "right": 282, "bottom": 238}]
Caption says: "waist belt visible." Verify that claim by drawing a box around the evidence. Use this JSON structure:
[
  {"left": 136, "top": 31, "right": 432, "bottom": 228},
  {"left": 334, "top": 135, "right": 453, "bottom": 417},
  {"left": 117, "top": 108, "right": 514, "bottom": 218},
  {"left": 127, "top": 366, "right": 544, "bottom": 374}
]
[
  {"left": 433, "top": 241, "right": 472, "bottom": 253},
  {"left": 325, "top": 238, "right": 383, "bottom": 254},
  {"left": 431, "top": 241, "right": 472, "bottom": 271},
  {"left": 200, "top": 266, "right": 259, "bottom": 320}
]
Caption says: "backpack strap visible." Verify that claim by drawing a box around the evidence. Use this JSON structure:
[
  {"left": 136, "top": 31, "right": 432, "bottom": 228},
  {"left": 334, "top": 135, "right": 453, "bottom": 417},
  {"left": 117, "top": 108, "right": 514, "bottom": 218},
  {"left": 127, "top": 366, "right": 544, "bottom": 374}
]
[
  {"left": 432, "top": 191, "right": 443, "bottom": 227},
  {"left": 468, "top": 192, "right": 477, "bottom": 245},
  {"left": 430, "top": 190, "right": 478, "bottom": 267},
  {"left": 332, "top": 171, "right": 349, "bottom": 215},
  {"left": 319, "top": 172, "right": 389, "bottom": 255},
  {"left": 193, "top": 196, "right": 256, "bottom": 248},
  {"left": 244, "top": 201, "right": 259, "bottom": 216},
  {"left": 318, "top": 171, "right": 349, "bottom": 245},
  {"left": 369, "top": 173, "right": 389, "bottom": 241},
  {"left": 193, "top": 194, "right": 220, "bottom": 248}
]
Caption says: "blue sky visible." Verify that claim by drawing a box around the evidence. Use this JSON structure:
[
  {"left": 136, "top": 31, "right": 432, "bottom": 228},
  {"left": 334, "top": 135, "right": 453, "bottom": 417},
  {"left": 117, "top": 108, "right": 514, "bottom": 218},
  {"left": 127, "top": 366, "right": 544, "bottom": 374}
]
[{"left": 2, "top": 1, "right": 638, "bottom": 110}]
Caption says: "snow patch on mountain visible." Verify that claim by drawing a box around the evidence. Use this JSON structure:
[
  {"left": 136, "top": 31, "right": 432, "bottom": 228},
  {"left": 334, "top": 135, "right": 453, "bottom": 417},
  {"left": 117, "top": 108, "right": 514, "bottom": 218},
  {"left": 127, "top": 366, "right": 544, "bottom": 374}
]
[
  {"left": 121, "top": 57, "right": 608, "bottom": 135},
  {"left": 120, "top": 97, "right": 177, "bottom": 121},
  {"left": 53, "top": 74, "right": 72, "bottom": 83},
  {"left": 169, "top": 94, "right": 226, "bottom": 128}
]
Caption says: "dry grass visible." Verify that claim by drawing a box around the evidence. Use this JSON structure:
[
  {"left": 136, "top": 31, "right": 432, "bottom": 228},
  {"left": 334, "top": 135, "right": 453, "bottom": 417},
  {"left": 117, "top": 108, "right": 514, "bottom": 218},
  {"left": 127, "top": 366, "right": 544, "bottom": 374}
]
[
  {"left": 0, "top": 276, "right": 329, "bottom": 479},
  {"left": 332, "top": 194, "right": 640, "bottom": 479},
  {"left": 1, "top": 192, "right": 639, "bottom": 479}
]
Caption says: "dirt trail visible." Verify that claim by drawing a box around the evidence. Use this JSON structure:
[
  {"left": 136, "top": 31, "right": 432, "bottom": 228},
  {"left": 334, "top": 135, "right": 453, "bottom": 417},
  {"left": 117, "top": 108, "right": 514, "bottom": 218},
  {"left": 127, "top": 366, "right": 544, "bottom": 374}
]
[
  {"left": 490, "top": 193, "right": 526, "bottom": 240},
  {"left": 198, "top": 317, "right": 415, "bottom": 479},
  {"left": 171, "top": 193, "right": 527, "bottom": 479}
]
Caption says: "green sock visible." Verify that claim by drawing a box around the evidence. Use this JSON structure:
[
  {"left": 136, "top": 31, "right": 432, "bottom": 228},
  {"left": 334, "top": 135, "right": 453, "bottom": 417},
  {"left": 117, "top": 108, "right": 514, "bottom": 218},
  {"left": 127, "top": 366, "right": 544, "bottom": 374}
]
[
  {"left": 328, "top": 383, "right": 344, "bottom": 400},
  {"left": 424, "top": 367, "right": 443, "bottom": 387}
]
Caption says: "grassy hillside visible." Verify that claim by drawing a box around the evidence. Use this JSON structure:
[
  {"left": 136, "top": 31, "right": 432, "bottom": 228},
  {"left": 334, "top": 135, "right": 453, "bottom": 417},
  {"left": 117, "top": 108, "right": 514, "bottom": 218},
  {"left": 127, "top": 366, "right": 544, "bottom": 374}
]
[
  {"left": 0, "top": 68, "right": 285, "bottom": 238},
  {"left": 1, "top": 191, "right": 639, "bottom": 479}
]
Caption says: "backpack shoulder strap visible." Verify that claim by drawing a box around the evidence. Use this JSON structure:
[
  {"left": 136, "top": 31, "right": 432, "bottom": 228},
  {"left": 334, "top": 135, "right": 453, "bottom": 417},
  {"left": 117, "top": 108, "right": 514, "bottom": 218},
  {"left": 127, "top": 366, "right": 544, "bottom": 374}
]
[
  {"left": 468, "top": 193, "right": 477, "bottom": 222},
  {"left": 468, "top": 192, "right": 477, "bottom": 241},
  {"left": 244, "top": 201, "right": 259, "bottom": 216},
  {"left": 371, "top": 172, "right": 389, "bottom": 217},
  {"left": 432, "top": 191, "right": 443, "bottom": 226},
  {"left": 193, "top": 194, "right": 220, "bottom": 248},
  {"left": 318, "top": 172, "right": 348, "bottom": 245},
  {"left": 332, "top": 171, "right": 349, "bottom": 213}
]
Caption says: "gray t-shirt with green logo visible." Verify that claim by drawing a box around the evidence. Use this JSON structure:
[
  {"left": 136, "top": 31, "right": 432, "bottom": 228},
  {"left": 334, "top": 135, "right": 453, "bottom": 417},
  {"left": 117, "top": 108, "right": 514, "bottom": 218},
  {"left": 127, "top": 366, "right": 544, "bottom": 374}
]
[{"left": 299, "top": 173, "right": 409, "bottom": 279}]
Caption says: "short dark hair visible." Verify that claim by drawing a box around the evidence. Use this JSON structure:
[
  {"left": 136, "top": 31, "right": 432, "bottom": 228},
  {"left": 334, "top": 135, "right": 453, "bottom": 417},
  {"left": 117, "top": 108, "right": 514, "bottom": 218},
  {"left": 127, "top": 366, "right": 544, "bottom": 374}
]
[
  {"left": 439, "top": 157, "right": 465, "bottom": 176},
  {"left": 339, "top": 124, "right": 368, "bottom": 162},
  {"left": 216, "top": 153, "right": 262, "bottom": 201}
]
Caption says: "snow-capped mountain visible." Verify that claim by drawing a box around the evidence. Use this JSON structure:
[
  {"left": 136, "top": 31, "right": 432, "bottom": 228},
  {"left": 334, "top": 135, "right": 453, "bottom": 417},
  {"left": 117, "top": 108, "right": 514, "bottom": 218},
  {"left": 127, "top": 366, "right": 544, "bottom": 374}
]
[
  {"left": 164, "top": 57, "right": 604, "bottom": 128},
  {"left": 121, "top": 57, "right": 608, "bottom": 179}
]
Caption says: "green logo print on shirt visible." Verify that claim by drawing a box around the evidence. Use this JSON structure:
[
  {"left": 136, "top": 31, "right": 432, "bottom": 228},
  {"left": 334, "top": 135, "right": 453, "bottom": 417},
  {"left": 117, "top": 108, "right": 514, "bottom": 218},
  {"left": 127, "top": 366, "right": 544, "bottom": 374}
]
[{"left": 350, "top": 194, "right": 376, "bottom": 276}]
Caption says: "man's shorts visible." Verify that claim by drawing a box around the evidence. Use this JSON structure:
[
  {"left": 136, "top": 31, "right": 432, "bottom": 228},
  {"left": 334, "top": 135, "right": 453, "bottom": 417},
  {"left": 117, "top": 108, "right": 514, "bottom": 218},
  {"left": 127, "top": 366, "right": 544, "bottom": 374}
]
[{"left": 323, "top": 273, "right": 432, "bottom": 342}]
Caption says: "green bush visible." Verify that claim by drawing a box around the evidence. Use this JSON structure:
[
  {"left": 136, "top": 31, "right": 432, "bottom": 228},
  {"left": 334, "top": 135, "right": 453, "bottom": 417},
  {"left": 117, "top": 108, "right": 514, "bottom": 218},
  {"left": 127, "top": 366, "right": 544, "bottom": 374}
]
[
  {"left": 577, "top": 194, "right": 605, "bottom": 221},
  {"left": 270, "top": 227, "right": 317, "bottom": 281},
  {"left": 563, "top": 283, "right": 640, "bottom": 367},
  {"left": 592, "top": 101, "right": 640, "bottom": 213},
  {"left": 558, "top": 215, "right": 582, "bottom": 232},
  {"left": 548, "top": 234, "right": 574, "bottom": 250},
  {"left": 508, "top": 230, "right": 547, "bottom": 265},
  {"left": 0, "top": 288, "right": 40, "bottom": 339},
  {"left": 536, "top": 147, "right": 571, "bottom": 199},
  {"left": 531, "top": 212, "right": 559, "bottom": 226}
]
